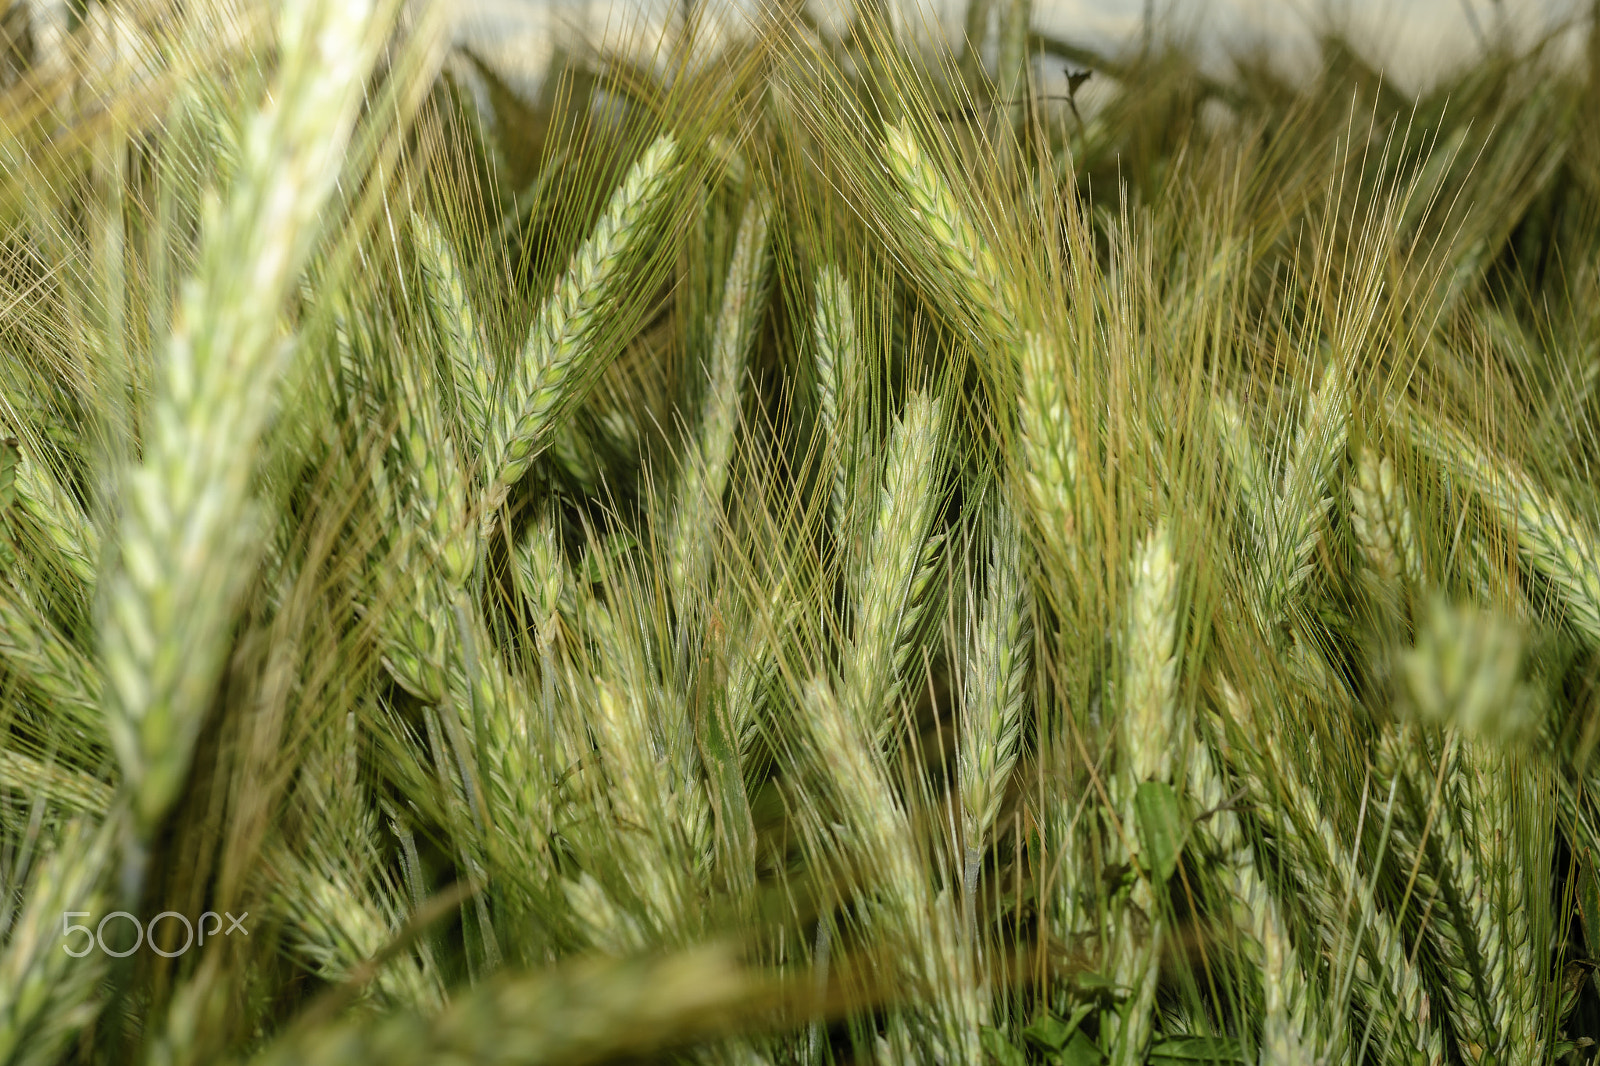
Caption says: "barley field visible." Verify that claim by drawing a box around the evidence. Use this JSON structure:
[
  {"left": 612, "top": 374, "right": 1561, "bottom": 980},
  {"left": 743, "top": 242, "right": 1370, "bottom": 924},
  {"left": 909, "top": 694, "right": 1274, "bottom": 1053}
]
[{"left": 2, "top": 0, "right": 1600, "bottom": 1063}]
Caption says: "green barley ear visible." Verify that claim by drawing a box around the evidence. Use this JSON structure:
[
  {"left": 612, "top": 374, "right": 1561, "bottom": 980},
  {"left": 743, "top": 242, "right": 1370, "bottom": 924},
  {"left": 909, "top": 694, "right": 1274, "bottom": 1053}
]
[
  {"left": 0, "top": 750, "right": 113, "bottom": 818},
  {"left": 1185, "top": 731, "right": 1312, "bottom": 1062},
  {"left": 882, "top": 119, "right": 1017, "bottom": 344},
  {"left": 1265, "top": 359, "right": 1349, "bottom": 625},
  {"left": 842, "top": 391, "right": 946, "bottom": 744},
  {"left": 267, "top": 844, "right": 445, "bottom": 1015},
  {"left": 668, "top": 193, "right": 770, "bottom": 598},
  {"left": 0, "top": 820, "right": 113, "bottom": 1065},
  {"left": 1216, "top": 684, "right": 1446, "bottom": 1066},
  {"left": 0, "top": 581, "right": 105, "bottom": 745},
  {"left": 1017, "top": 331, "right": 1080, "bottom": 585},
  {"left": 1210, "top": 392, "right": 1269, "bottom": 558},
  {"left": 957, "top": 502, "right": 1031, "bottom": 905},
  {"left": 813, "top": 264, "right": 863, "bottom": 544},
  {"left": 387, "top": 340, "right": 474, "bottom": 590},
  {"left": 1104, "top": 520, "right": 1183, "bottom": 1066},
  {"left": 249, "top": 944, "right": 785, "bottom": 1066},
  {"left": 1119, "top": 522, "right": 1183, "bottom": 789},
  {"left": 1395, "top": 398, "right": 1600, "bottom": 647},
  {"left": 97, "top": 0, "right": 393, "bottom": 856},
  {"left": 1401, "top": 598, "right": 1536, "bottom": 746},
  {"left": 413, "top": 209, "right": 493, "bottom": 454},
  {"left": 479, "top": 134, "right": 679, "bottom": 524},
  {"left": 513, "top": 513, "right": 569, "bottom": 645},
  {"left": 0, "top": 430, "right": 99, "bottom": 590},
  {"left": 1349, "top": 445, "right": 1421, "bottom": 602}
]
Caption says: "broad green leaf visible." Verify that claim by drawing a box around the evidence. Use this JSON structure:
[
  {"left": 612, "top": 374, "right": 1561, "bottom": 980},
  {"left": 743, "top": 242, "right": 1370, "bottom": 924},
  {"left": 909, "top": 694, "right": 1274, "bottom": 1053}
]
[
  {"left": 1148, "top": 1035, "right": 1248, "bottom": 1063},
  {"left": 981, "top": 1025, "right": 1028, "bottom": 1066},
  {"left": 1135, "top": 780, "right": 1187, "bottom": 883},
  {"left": 1054, "top": 1028, "right": 1105, "bottom": 1066},
  {"left": 0, "top": 437, "right": 16, "bottom": 514},
  {"left": 1024, "top": 1013, "right": 1075, "bottom": 1051}
]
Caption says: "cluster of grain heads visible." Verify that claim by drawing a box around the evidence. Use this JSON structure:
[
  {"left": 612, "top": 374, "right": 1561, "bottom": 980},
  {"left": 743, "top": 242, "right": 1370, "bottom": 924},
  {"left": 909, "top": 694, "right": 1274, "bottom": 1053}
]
[
  {"left": 97, "top": 0, "right": 392, "bottom": 879},
  {"left": 9, "top": 3, "right": 1600, "bottom": 1062}
]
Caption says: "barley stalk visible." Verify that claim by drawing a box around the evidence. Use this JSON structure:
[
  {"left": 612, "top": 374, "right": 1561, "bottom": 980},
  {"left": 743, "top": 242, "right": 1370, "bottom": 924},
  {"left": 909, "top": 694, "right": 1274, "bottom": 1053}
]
[{"left": 479, "top": 135, "right": 679, "bottom": 522}]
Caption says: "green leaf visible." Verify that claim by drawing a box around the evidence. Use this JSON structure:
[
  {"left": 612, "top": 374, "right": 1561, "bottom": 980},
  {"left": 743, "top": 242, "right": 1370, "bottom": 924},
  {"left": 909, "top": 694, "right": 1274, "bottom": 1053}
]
[
  {"left": 1148, "top": 1035, "right": 1248, "bottom": 1063},
  {"left": 1135, "top": 780, "right": 1187, "bottom": 883},
  {"left": 981, "top": 1025, "right": 1028, "bottom": 1066},
  {"left": 1026, "top": 1002, "right": 1094, "bottom": 1054},
  {"left": 1024, "top": 1013, "right": 1075, "bottom": 1051},
  {"left": 1070, "top": 970, "right": 1127, "bottom": 1003},
  {"left": 1053, "top": 1029, "right": 1104, "bottom": 1066},
  {"left": 0, "top": 437, "right": 17, "bottom": 514}
]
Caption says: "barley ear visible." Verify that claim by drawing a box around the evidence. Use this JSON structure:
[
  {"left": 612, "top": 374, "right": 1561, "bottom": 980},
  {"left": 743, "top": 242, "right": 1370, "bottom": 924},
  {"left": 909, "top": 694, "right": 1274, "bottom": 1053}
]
[
  {"left": 98, "top": 0, "right": 390, "bottom": 857},
  {"left": 1396, "top": 398, "right": 1600, "bottom": 647},
  {"left": 1349, "top": 445, "right": 1421, "bottom": 604},
  {"left": 1017, "top": 332, "right": 1079, "bottom": 584},
  {"left": 957, "top": 502, "right": 1031, "bottom": 891},
  {"left": 1107, "top": 521, "right": 1183, "bottom": 1066},
  {"left": 1265, "top": 359, "right": 1348, "bottom": 624},
  {"left": 0, "top": 820, "right": 113, "bottom": 1064},
  {"left": 882, "top": 120, "right": 1016, "bottom": 344},
  {"left": 480, "top": 135, "right": 679, "bottom": 525},
  {"left": 813, "top": 264, "right": 863, "bottom": 546},
  {"left": 668, "top": 193, "right": 770, "bottom": 598},
  {"left": 843, "top": 391, "right": 945, "bottom": 745},
  {"left": 1, "top": 432, "right": 99, "bottom": 590},
  {"left": 413, "top": 209, "right": 493, "bottom": 454}
]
